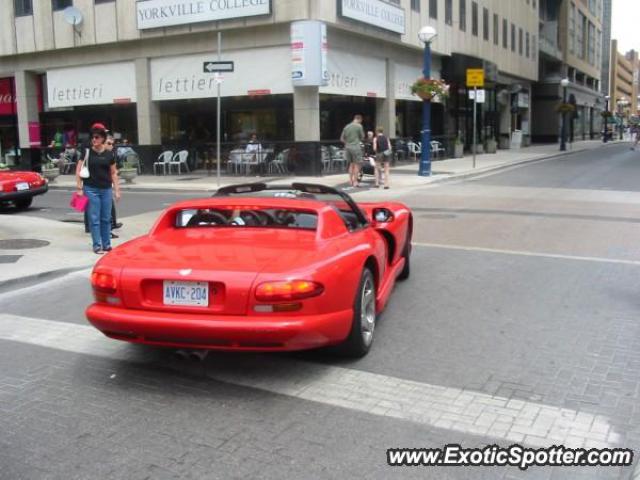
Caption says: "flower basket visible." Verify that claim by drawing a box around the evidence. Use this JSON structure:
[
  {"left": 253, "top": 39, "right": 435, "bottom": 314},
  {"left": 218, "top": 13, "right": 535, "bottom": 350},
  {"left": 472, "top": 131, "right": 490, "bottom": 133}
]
[
  {"left": 556, "top": 103, "right": 576, "bottom": 114},
  {"left": 411, "top": 78, "right": 449, "bottom": 102}
]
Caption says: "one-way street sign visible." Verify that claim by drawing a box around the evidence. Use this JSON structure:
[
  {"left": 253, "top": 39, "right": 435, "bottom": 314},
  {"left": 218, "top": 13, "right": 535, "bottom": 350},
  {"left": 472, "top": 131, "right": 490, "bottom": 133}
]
[{"left": 203, "top": 61, "right": 234, "bottom": 73}]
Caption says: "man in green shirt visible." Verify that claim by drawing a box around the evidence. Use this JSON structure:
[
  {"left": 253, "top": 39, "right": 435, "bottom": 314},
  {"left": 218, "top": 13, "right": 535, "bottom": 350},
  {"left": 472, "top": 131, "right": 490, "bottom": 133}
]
[{"left": 340, "top": 114, "right": 365, "bottom": 187}]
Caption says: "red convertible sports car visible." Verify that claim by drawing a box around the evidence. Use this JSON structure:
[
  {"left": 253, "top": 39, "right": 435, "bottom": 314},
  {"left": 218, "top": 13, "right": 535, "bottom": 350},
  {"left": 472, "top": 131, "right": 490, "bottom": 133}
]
[
  {"left": 0, "top": 170, "right": 48, "bottom": 209},
  {"left": 86, "top": 183, "right": 412, "bottom": 357}
]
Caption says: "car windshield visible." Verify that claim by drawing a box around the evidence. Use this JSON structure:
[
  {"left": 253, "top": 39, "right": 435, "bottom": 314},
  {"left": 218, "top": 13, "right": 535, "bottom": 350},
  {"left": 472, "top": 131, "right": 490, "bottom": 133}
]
[{"left": 175, "top": 207, "right": 318, "bottom": 230}]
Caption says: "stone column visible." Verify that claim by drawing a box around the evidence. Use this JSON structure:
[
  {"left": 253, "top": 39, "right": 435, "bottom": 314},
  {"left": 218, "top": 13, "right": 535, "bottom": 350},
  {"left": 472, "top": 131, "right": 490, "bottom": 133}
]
[
  {"left": 376, "top": 59, "right": 396, "bottom": 138},
  {"left": 14, "top": 70, "right": 41, "bottom": 169},
  {"left": 134, "top": 58, "right": 161, "bottom": 172},
  {"left": 293, "top": 87, "right": 321, "bottom": 175},
  {"left": 293, "top": 86, "right": 320, "bottom": 141}
]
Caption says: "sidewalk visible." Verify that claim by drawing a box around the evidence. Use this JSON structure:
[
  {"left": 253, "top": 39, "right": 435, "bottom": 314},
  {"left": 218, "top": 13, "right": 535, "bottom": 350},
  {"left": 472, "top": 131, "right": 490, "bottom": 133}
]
[
  {"left": 0, "top": 139, "right": 622, "bottom": 291},
  {"left": 47, "top": 139, "right": 613, "bottom": 194}
]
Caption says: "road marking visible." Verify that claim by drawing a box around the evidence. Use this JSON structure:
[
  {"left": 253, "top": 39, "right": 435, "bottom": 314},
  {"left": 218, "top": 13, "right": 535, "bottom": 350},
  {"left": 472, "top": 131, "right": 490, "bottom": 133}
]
[
  {"left": 413, "top": 242, "right": 640, "bottom": 266},
  {"left": 0, "top": 313, "right": 618, "bottom": 449}
]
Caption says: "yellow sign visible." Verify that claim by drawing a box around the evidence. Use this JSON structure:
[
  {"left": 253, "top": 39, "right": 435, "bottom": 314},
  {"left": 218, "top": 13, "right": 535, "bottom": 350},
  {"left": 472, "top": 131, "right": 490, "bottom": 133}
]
[{"left": 466, "top": 68, "right": 485, "bottom": 87}]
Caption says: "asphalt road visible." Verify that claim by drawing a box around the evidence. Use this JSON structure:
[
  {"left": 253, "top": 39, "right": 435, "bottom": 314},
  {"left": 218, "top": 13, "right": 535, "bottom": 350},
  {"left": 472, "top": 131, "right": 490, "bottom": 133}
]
[{"left": 1, "top": 144, "right": 639, "bottom": 480}]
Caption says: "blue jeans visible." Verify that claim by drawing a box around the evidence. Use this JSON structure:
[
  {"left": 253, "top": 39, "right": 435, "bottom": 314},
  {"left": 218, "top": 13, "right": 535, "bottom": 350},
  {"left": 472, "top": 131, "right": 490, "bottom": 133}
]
[{"left": 84, "top": 185, "right": 112, "bottom": 250}]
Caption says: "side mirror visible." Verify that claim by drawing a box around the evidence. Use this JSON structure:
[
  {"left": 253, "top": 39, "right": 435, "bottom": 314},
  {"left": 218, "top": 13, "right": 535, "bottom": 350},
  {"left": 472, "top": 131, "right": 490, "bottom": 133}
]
[{"left": 372, "top": 208, "right": 394, "bottom": 224}]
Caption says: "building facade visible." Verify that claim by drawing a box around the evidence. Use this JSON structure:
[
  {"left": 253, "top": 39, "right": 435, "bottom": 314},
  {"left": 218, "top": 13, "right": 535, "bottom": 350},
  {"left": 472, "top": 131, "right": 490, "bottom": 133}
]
[
  {"left": 0, "top": 0, "right": 538, "bottom": 172},
  {"left": 607, "top": 41, "right": 639, "bottom": 122},
  {"left": 533, "top": 0, "right": 605, "bottom": 143}
]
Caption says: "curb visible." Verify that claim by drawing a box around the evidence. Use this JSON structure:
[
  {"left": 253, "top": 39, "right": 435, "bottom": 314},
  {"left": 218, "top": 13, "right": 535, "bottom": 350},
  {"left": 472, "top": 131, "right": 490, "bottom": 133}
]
[
  {"left": 422, "top": 142, "right": 613, "bottom": 187},
  {"left": 44, "top": 143, "right": 617, "bottom": 194},
  {"left": 0, "top": 265, "right": 93, "bottom": 295}
]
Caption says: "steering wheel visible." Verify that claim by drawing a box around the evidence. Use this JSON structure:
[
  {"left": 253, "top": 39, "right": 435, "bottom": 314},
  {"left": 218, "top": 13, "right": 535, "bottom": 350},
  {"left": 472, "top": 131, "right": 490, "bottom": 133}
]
[{"left": 187, "top": 211, "right": 228, "bottom": 226}]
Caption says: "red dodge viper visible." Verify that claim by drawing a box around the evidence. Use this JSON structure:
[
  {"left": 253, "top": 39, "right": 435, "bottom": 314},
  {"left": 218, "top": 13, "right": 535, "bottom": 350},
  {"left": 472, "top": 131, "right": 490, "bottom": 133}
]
[
  {"left": 86, "top": 183, "right": 412, "bottom": 357},
  {"left": 0, "top": 171, "right": 48, "bottom": 209}
]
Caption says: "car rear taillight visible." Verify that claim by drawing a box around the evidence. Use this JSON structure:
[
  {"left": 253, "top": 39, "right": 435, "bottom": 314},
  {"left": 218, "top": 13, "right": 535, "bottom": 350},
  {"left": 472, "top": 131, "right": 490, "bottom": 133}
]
[
  {"left": 91, "top": 272, "right": 117, "bottom": 294},
  {"left": 255, "top": 280, "right": 324, "bottom": 302}
]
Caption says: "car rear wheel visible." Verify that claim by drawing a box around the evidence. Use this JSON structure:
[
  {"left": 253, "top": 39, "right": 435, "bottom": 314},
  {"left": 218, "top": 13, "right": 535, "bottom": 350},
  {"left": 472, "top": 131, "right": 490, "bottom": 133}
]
[
  {"left": 338, "top": 267, "right": 376, "bottom": 357},
  {"left": 14, "top": 197, "right": 32, "bottom": 210}
]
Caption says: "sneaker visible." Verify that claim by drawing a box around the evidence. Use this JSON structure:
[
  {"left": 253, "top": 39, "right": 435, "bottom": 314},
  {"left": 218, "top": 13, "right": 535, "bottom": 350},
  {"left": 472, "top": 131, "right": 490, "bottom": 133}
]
[
  {"left": 93, "top": 247, "right": 103, "bottom": 254},
  {"left": 103, "top": 246, "right": 113, "bottom": 252},
  {"left": 112, "top": 222, "right": 123, "bottom": 229},
  {"left": 111, "top": 232, "right": 119, "bottom": 239}
]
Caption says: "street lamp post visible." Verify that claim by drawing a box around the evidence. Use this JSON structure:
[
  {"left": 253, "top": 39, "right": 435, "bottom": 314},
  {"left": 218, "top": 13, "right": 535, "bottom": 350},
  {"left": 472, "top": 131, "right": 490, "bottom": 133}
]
[
  {"left": 418, "top": 25, "right": 437, "bottom": 177},
  {"left": 560, "top": 78, "right": 570, "bottom": 152},
  {"left": 617, "top": 98, "right": 628, "bottom": 140},
  {"left": 603, "top": 95, "right": 610, "bottom": 143}
]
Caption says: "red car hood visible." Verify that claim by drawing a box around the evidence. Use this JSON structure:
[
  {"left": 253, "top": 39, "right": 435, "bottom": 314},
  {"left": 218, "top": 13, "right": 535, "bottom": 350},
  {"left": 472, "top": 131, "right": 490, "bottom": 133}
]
[{"left": 104, "top": 229, "right": 322, "bottom": 314}]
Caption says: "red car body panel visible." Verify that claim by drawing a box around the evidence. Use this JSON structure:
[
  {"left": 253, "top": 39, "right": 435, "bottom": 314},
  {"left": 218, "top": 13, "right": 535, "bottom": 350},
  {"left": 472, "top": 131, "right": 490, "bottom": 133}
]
[
  {"left": 86, "top": 190, "right": 412, "bottom": 352},
  {"left": 0, "top": 171, "right": 48, "bottom": 203}
]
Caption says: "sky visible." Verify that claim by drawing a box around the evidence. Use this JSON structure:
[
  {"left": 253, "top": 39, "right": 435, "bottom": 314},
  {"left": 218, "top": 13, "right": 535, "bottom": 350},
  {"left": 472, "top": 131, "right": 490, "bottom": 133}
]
[{"left": 611, "top": 0, "right": 640, "bottom": 53}]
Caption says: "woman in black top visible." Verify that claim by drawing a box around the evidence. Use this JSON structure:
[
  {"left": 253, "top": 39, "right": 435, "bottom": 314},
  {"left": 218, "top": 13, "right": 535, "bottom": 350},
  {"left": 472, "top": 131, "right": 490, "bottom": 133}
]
[{"left": 76, "top": 123, "right": 121, "bottom": 254}]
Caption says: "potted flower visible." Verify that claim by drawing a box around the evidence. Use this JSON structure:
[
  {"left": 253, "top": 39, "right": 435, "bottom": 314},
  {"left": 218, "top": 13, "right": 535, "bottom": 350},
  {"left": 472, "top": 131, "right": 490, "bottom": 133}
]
[
  {"left": 41, "top": 158, "right": 60, "bottom": 182},
  {"left": 453, "top": 135, "right": 464, "bottom": 158},
  {"left": 485, "top": 136, "right": 498, "bottom": 154},
  {"left": 411, "top": 78, "right": 450, "bottom": 101},
  {"left": 118, "top": 161, "right": 138, "bottom": 184},
  {"left": 556, "top": 103, "right": 576, "bottom": 114}
]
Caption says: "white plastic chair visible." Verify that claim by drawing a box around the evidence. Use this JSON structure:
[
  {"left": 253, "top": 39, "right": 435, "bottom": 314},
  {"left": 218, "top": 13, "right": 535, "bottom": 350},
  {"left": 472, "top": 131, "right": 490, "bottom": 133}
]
[
  {"left": 269, "top": 149, "right": 288, "bottom": 174},
  {"left": 430, "top": 141, "right": 446, "bottom": 159},
  {"left": 154, "top": 151, "right": 172, "bottom": 175},
  {"left": 169, "top": 150, "right": 189, "bottom": 174},
  {"left": 407, "top": 142, "right": 421, "bottom": 161}
]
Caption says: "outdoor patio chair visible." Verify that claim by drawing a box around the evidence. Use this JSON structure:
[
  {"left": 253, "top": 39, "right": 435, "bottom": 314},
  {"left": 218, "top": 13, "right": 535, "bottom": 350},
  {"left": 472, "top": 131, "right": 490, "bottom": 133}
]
[
  {"left": 169, "top": 150, "right": 189, "bottom": 174},
  {"left": 430, "top": 141, "right": 446, "bottom": 159},
  {"left": 153, "top": 150, "right": 173, "bottom": 175}
]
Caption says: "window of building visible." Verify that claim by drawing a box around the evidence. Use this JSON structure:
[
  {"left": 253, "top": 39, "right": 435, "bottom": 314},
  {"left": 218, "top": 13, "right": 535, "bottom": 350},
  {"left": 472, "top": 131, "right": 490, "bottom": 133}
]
[
  {"left": 532, "top": 34, "right": 537, "bottom": 61},
  {"left": 588, "top": 0, "right": 596, "bottom": 15},
  {"left": 596, "top": 29, "right": 602, "bottom": 68},
  {"left": 569, "top": 3, "right": 575, "bottom": 54},
  {"left": 587, "top": 22, "right": 596, "bottom": 65},
  {"left": 503, "top": 18, "right": 508, "bottom": 48},
  {"left": 526, "top": 32, "right": 530, "bottom": 58},
  {"left": 493, "top": 14, "right": 498, "bottom": 45},
  {"left": 459, "top": 0, "right": 466, "bottom": 31},
  {"left": 518, "top": 28, "right": 523, "bottom": 55},
  {"left": 482, "top": 7, "right": 489, "bottom": 41},
  {"left": 411, "top": 0, "right": 420, "bottom": 12},
  {"left": 445, "top": 0, "right": 453, "bottom": 25},
  {"left": 576, "top": 12, "right": 585, "bottom": 59},
  {"left": 52, "top": 0, "right": 72, "bottom": 10},
  {"left": 471, "top": 2, "right": 478, "bottom": 36},
  {"left": 511, "top": 23, "right": 516, "bottom": 52},
  {"left": 429, "top": 0, "right": 437, "bottom": 18},
  {"left": 14, "top": 0, "right": 32, "bottom": 16}
]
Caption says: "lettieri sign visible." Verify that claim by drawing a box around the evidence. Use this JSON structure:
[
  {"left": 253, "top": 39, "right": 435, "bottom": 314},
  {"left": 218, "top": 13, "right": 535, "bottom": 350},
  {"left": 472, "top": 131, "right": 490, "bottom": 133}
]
[{"left": 136, "top": 0, "right": 271, "bottom": 30}]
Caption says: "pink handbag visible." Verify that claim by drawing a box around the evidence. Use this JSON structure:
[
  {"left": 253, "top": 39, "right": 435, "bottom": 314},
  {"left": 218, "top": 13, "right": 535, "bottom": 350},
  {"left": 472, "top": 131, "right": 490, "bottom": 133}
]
[{"left": 70, "top": 192, "right": 89, "bottom": 212}]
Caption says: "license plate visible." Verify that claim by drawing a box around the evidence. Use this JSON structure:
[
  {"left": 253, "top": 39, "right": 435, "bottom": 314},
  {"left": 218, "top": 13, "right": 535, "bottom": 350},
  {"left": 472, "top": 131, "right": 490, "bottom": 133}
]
[
  {"left": 16, "top": 182, "right": 29, "bottom": 191},
  {"left": 163, "top": 280, "right": 209, "bottom": 306}
]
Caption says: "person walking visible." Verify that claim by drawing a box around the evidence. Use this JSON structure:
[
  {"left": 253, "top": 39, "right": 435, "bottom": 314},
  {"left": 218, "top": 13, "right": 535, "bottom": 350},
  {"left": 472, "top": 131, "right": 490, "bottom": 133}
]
[
  {"left": 373, "top": 126, "right": 392, "bottom": 189},
  {"left": 105, "top": 134, "right": 123, "bottom": 235},
  {"left": 340, "top": 114, "right": 365, "bottom": 188},
  {"left": 76, "top": 123, "right": 121, "bottom": 254}
]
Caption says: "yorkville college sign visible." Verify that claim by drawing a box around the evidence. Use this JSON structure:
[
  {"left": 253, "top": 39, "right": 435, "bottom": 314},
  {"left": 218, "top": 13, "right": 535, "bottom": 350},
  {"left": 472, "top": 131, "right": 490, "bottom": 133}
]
[{"left": 136, "top": 0, "right": 271, "bottom": 29}]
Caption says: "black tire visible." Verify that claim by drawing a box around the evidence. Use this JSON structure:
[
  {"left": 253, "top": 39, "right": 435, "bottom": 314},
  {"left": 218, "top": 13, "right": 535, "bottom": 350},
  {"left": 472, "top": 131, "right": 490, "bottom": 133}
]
[
  {"left": 397, "top": 239, "right": 411, "bottom": 281},
  {"left": 14, "top": 197, "right": 32, "bottom": 210},
  {"left": 337, "top": 268, "right": 376, "bottom": 357}
]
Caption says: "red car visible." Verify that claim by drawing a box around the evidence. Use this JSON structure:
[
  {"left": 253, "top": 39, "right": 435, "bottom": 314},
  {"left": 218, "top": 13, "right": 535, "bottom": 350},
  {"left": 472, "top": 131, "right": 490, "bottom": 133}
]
[
  {"left": 0, "top": 170, "right": 48, "bottom": 209},
  {"left": 86, "top": 183, "right": 412, "bottom": 357}
]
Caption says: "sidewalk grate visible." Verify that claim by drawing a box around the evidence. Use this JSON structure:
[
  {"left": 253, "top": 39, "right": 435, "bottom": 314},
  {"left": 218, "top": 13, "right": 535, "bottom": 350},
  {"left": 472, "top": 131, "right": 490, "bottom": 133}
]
[{"left": 0, "top": 239, "right": 50, "bottom": 250}]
